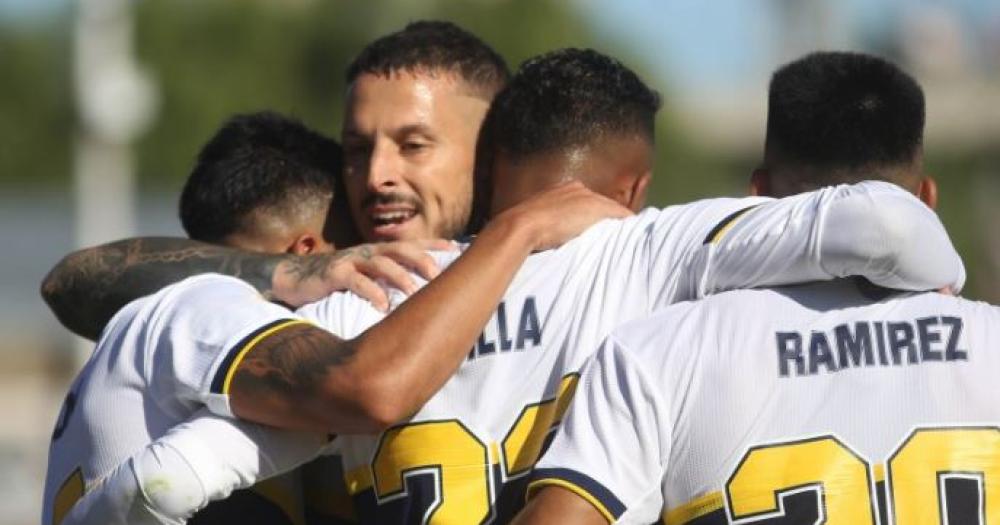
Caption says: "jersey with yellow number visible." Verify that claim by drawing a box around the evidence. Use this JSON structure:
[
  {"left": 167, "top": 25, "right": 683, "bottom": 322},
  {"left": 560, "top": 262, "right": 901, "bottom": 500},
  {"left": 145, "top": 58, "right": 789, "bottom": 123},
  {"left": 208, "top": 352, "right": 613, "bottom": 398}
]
[
  {"left": 298, "top": 182, "right": 963, "bottom": 524},
  {"left": 531, "top": 281, "right": 1000, "bottom": 524}
]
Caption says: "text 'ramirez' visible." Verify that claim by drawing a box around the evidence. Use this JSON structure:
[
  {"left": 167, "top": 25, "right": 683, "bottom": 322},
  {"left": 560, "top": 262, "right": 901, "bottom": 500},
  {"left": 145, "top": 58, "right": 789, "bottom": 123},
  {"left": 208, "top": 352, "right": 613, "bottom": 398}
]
[{"left": 776, "top": 316, "right": 966, "bottom": 377}]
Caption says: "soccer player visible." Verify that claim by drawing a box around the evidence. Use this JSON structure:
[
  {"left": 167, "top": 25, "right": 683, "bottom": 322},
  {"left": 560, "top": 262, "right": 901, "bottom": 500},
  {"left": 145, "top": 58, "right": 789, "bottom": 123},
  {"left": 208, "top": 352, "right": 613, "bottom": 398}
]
[
  {"left": 43, "top": 179, "right": 625, "bottom": 525},
  {"left": 173, "top": 111, "right": 384, "bottom": 524},
  {"left": 177, "top": 110, "right": 349, "bottom": 524},
  {"left": 39, "top": 20, "right": 511, "bottom": 340},
  {"left": 517, "top": 52, "right": 994, "bottom": 525},
  {"left": 177, "top": 111, "right": 355, "bottom": 254},
  {"left": 86, "top": 48, "right": 971, "bottom": 525}
]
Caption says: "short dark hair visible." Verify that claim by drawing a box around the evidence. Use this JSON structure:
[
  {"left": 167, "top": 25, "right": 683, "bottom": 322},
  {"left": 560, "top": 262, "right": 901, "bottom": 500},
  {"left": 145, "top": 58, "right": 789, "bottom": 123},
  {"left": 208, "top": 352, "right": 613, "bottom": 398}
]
[
  {"left": 345, "top": 20, "right": 510, "bottom": 98},
  {"left": 766, "top": 51, "right": 925, "bottom": 172},
  {"left": 179, "top": 111, "right": 341, "bottom": 243},
  {"left": 480, "top": 48, "right": 661, "bottom": 163}
]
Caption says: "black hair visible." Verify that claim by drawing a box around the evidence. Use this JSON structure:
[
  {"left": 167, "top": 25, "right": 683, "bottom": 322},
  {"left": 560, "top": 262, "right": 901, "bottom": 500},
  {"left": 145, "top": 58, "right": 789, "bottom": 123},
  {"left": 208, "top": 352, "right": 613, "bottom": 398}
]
[
  {"left": 345, "top": 20, "right": 510, "bottom": 98},
  {"left": 179, "top": 111, "right": 342, "bottom": 243},
  {"left": 766, "top": 51, "right": 925, "bottom": 171},
  {"left": 480, "top": 48, "right": 661, "bottom": 163}
]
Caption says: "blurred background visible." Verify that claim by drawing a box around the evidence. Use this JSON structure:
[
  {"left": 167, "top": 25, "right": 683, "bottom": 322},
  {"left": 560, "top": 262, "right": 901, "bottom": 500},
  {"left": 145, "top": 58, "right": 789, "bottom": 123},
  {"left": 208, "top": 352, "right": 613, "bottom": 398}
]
[{"left": 1, "top": 0, "right": 998, "bottom": 522}]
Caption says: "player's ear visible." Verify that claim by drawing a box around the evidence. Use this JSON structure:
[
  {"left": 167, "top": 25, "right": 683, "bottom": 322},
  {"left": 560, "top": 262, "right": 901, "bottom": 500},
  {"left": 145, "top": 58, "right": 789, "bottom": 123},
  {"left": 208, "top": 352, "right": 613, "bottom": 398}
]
[
  {"left": 288, "top": 234, "right": 319, "bottom": 255},
  {"left": 750, "top": 168, "right": 770, "bottom": 197},
  {"left": 917, "top": 175, "right": 938, "bottom": 210},
  {"left": 624, "top": 170, "right": 651, "bottom": 212}
]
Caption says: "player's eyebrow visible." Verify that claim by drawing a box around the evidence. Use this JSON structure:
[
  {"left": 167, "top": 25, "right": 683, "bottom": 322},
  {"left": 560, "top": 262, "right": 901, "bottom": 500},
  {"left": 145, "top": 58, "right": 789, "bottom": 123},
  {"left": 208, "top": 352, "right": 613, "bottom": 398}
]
[
  {"left": 342, "top": 123, "right": 437, "bottom": 141},
  {"left": 392, "top": 123, "right": 437, "bottom": 140}
]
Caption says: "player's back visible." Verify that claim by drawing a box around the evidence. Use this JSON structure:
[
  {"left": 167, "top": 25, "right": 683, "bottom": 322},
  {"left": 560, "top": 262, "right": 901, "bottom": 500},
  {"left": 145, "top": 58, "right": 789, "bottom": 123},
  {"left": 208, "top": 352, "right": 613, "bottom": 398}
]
[
  {"left": 299, "top": 202, "right": 750, "bottom": 524},
  {"left": 300, "top": 182, "right": 968, "bottom": 524},
  {"left": 43, "top": 286, "right": 186, "bottom": 525},
  {"left": 585, "top": 280, "right": 1000, "bottom": 524},
  {"left": 42, "top": 274, "right": 310, "bottom": 525}
]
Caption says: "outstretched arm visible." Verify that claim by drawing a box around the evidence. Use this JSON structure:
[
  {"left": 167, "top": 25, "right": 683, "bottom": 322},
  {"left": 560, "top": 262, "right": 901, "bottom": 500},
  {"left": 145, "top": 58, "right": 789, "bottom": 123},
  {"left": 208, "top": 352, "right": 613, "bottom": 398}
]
[
  {"left": 229, "top": 182, "right": 632, "bottom": 433},
  {"left": 40, "top": 238, "right": 445, "bottom": 341},
  {"left": 691, "top": 180, "right": 965, "bottom": 297}
]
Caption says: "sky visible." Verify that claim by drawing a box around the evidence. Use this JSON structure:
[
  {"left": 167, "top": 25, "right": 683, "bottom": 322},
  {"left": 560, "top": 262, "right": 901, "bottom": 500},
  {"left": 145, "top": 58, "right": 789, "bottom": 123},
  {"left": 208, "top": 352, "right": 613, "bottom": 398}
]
[
  {"left": 3, "top": 0, "right": 997, "bottom": 94},
  {"left": 576, "top": 0, "right": 1000, "bottom": 94}
]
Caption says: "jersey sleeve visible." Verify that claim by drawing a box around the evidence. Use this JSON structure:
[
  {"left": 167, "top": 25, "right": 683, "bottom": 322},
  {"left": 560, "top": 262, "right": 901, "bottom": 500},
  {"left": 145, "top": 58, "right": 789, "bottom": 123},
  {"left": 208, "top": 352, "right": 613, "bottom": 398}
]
[
  {"left": 60, "top": 410, "right": 327, "bottom": 525},
  {"left": 655, "top": 181, "right": 965, "bottom": 308},
  {"left": 143, "top": 274, "right": 308, "bottom": 417},
  {"left": 528, "top": 336, "right": 670, "bottom": 524}
]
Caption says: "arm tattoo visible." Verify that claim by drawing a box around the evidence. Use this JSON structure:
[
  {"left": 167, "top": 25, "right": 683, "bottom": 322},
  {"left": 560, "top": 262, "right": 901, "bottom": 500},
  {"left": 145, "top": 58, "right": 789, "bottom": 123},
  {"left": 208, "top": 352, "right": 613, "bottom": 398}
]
[
  {"left": 230, "top": 324, "right": 356, "bottom": 405},
  {"left": 40, "top": 237, "right": 285, "bottom": 341},
  {"left": 272, "top": 245, "right": 368, "bottom": 284}
]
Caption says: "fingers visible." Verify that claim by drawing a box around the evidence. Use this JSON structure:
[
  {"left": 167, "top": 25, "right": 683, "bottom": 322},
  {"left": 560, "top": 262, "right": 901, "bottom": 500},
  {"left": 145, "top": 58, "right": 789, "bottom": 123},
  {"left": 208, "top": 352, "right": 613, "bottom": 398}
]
[
  {"left": 356, "top": 254, "right": 419, "bottom": 296},
  {"left": 341, "top": 271, "right": 390, "bottom": 313},
  {"left": 369, "top": 242, "right": 441, "bottom": 280}
]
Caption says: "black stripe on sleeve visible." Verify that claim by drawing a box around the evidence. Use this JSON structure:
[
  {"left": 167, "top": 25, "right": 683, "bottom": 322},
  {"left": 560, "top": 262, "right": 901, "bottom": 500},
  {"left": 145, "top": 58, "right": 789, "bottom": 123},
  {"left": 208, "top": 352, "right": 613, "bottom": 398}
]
[
  {"left": 530, "top": 467, "right": 627, "bottom": 520},
  {"left": 701, "top": 205, "right": 760, "bottom": 244},
  {"left": 209, "top": 318, "right": 297, "bottom": 394}
]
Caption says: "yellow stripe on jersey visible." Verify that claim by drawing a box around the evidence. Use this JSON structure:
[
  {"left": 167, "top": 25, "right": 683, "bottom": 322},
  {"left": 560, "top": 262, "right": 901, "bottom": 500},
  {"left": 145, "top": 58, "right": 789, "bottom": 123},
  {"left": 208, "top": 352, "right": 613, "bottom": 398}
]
[
  {"left": 553, "top": 374, "right": 580, "bottom": 421},
  {"left": 51, "top": 467, "right": 84, "bottom": 525},
  {"left": 218, "top": 319, "right": 311, "bottom": 395},
  {"left": 703, "top": 205, "right": 760, "bottom": 244},
  {"left": 662, "top": 491, "right": 724, "bottom": 525},
  {"left": 527, "top": 478, "right": 616, "bottom": 524}
]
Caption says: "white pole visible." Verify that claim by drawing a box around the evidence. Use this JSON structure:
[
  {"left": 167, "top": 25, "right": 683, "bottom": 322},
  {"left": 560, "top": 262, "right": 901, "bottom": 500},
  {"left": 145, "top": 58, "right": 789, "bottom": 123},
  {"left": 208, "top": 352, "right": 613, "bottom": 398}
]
[{"left": 72, "top": 0, "right": 157, "bottom": 365}]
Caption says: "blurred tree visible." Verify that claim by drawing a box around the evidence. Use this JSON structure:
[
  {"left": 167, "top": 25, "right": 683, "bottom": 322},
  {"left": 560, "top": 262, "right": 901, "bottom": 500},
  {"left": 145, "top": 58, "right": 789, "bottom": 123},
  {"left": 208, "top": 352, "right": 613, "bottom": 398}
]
[
  {"left": 0, "top": 15, "right": 73, "bottom": 186},
  {"left": 0, "top": 0, "right": 995, "bottom": 299}
]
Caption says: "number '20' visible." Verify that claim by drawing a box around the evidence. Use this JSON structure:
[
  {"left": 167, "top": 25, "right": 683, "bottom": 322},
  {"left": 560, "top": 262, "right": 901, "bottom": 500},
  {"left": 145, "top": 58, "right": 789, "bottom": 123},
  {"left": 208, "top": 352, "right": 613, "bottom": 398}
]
[{"left": 726, "top": 427, "right": 1000, "bottom": 524}]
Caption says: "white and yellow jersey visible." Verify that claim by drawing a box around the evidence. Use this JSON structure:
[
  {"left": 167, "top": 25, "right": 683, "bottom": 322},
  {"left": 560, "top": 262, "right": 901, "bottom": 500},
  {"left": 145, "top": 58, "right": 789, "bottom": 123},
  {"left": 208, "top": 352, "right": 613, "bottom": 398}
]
[
  {"left": 41, "top": 274, "right": 315, "bottom": 525},
  {"left": 531, "top": 280, "right": 1000, "bottom": 524},
  {"left": 298, "top": 182, "right": 964, "bottom": 524}
]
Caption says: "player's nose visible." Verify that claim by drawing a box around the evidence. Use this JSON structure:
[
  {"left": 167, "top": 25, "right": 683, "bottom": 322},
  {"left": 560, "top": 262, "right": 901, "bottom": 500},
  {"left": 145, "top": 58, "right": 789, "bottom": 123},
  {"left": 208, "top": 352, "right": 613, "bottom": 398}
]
[{"left": 367, "top": 141, "right": 403, "bottom": 191}]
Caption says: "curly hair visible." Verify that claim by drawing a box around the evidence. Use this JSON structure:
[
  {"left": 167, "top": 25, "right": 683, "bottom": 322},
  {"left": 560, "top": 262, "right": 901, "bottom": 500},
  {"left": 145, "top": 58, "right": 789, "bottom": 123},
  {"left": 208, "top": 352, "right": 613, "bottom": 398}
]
[
  {"left": 480, "top": 48, "right": 661, "bottom": 162},
  {"left": 179, "top": 111, "right": 341, "bottom": 243}
]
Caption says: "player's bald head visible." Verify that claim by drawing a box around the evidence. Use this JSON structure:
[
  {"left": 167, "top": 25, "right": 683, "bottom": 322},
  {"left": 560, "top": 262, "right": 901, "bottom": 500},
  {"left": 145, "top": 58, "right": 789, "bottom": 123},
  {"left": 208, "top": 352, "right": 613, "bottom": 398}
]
[
  {"left": 479, "top": 48, "right": 660, "bottom": 216},
  {"left": 758, "top": 51, "right": 927, "bottom": 197}
]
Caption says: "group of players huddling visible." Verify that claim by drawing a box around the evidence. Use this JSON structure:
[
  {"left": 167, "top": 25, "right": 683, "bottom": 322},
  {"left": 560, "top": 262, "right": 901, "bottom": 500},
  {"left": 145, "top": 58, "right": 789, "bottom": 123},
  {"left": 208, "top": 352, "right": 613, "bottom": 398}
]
[{"left": 39, "top": 19, "right": 999, "bottom": 525}]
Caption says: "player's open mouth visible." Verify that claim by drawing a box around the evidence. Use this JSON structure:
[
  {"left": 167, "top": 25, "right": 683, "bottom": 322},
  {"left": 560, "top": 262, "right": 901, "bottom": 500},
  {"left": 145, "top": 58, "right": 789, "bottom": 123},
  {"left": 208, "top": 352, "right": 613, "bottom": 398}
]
[
  {"left": 371, "top": 209, "right": 417, "bottom": 226},
  {"left": 368, "top": 205, "right": 420, "bottom": 238}
]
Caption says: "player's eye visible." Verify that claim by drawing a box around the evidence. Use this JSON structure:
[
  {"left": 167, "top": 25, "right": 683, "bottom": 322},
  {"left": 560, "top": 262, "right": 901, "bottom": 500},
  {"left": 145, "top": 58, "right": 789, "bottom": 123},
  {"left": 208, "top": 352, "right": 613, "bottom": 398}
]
[{"left": 401, "top": 141, "right": 429, "bottom": 153}]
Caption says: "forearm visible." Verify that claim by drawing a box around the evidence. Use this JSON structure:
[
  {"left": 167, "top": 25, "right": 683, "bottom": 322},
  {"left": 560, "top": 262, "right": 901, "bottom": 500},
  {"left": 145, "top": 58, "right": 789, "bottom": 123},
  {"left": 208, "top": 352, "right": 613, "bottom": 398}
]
[
  {"left": 230, "top": 181, "right": 627, "bottom": 433},
  {"left": 231, "top": 215, "right": 538, "bottom": 434},
  {"left": 340, "top": 213, "right": 538, "bottom": 427},
  {"left": 61, "top": 413, "right": 326, "bottom": 525},
  {"left": 41, "top": 237, "right": 282, "bottom": 340}
]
